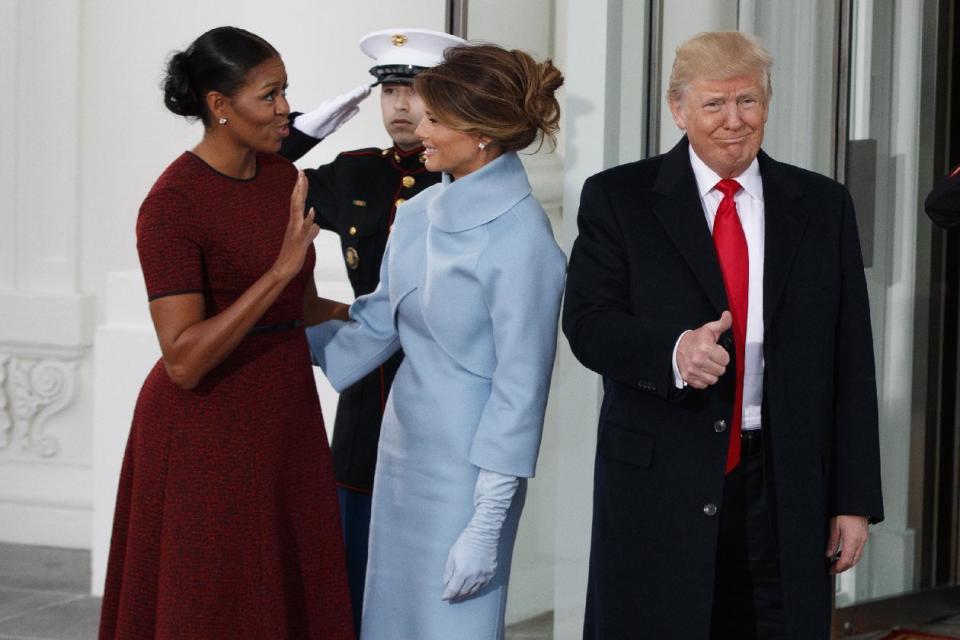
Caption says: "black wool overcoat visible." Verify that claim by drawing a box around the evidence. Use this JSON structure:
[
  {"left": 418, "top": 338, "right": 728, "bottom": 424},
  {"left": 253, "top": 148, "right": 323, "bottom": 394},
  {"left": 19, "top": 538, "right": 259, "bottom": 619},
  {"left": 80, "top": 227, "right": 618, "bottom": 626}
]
[{"left": 562, "top": 138, "right": 884, "bottom": 640}]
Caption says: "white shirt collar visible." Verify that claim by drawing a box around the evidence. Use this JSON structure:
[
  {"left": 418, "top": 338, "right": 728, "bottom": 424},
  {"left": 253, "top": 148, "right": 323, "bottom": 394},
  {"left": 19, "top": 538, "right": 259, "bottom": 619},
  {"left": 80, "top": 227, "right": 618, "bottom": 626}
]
[{"left": 687, "top": 145, "right": 763, "bottom": 202}]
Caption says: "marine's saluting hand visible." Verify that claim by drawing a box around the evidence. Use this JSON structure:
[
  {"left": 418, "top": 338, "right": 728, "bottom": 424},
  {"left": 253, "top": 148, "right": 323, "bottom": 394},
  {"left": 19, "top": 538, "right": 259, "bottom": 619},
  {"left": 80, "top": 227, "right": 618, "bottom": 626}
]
[{"left": 677, "top": 311, "right": 733, "bottom": 389}]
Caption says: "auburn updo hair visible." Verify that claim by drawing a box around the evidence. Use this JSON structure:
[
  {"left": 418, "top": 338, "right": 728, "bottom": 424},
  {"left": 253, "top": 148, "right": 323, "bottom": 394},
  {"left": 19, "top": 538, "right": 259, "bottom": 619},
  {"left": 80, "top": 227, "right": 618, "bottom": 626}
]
[
  {"left": 414, "top": 44, "right": 563, "bottom": 152},
  {"left": 162, "top": 26, "right": 279, "bottom": 125}
]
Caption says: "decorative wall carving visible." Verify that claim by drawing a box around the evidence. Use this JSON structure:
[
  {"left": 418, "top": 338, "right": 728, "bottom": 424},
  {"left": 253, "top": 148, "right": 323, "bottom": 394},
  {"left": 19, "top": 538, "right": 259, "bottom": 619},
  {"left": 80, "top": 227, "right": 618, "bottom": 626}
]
[{"left": 0, "top": 354, "right": 78, "bottom": 458}]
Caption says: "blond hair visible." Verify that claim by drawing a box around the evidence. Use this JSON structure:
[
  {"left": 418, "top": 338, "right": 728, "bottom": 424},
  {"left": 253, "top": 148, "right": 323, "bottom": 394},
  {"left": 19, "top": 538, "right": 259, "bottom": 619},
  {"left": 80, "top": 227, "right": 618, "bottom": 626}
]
[
  {"left": 414, "top": 44, "right": 563, "bottom": 152},
  {"left": 667, "top": 31, "right": 773, "bottom": 103}
]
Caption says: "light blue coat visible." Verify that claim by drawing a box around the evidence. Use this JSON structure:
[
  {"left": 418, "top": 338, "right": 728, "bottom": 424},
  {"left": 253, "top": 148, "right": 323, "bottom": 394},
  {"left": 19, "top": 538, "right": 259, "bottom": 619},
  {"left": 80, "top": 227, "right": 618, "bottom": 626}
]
[{"left": 308, "top": 151, "right": 566, "bottom": 639}]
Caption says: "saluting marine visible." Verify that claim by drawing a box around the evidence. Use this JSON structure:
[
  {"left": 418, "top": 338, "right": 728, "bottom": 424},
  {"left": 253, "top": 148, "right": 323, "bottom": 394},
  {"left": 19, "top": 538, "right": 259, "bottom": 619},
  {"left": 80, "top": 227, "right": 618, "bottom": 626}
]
[{"left": 278, "top": 28, "right": 466, "bottom": 634}]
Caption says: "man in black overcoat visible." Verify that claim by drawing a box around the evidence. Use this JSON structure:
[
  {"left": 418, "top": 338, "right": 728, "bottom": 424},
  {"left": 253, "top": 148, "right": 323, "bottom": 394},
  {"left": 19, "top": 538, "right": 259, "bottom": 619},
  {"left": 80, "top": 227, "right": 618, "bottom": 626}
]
[
  {"left": 925, "top": 165, "right": 960, "bottom": 227},
  {"left": 278, "top": 28, "right": 465, "bottom": 634},
  {"left": 562, "top": 32, "right": 884, "bottom": 639}
]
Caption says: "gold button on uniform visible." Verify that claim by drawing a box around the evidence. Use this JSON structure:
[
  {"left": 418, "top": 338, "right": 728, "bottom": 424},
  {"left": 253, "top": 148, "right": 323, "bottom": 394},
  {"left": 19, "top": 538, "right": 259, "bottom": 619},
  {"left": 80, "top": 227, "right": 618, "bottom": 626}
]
[
  {"left": 402, "top": 176, "right": 415, "bottom": 188},
  {"left": 349, "top": 226, "right": 358, "bottom": 236},
  {"left": 345, "top": 247, "right": 359, "bottom": 270},
  {"left": 395, "top": 198, "right": 406, "bottom": 207}
]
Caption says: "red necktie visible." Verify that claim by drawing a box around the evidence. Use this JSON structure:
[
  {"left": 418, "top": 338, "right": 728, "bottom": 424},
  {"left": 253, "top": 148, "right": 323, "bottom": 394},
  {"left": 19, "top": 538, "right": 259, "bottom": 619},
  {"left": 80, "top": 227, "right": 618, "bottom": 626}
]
[{"left": 713, "top": 179, "right": 748, "bottom": 474}]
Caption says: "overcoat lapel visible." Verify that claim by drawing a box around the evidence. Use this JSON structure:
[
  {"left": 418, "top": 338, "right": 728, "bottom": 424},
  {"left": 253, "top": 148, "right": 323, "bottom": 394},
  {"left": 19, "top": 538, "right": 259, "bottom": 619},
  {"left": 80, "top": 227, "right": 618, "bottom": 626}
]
[
  {"left": 652, "top": 139, "right": 728, "bottom": 316},
  {"left": 758, "top": 150, "right": 809, "bottom": 329}
]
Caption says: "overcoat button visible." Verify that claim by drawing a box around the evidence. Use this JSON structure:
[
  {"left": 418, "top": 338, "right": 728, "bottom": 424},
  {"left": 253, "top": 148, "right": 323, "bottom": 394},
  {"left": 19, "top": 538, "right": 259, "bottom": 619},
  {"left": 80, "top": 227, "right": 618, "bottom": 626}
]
[
  {"left": 703, "top": 503, "right": 718, "bottom": 517},
  {"left": 349, "top": 226, "right": 358, "bottom": 236},
  {"left": 713, "top": 419, "right": 727, "bottom": 433},
  {"left": 402, "top": 175, "right": 416, "bottom": 188},
  {"left": 395, "top": 198, "right": 406, "bottom": 207}
]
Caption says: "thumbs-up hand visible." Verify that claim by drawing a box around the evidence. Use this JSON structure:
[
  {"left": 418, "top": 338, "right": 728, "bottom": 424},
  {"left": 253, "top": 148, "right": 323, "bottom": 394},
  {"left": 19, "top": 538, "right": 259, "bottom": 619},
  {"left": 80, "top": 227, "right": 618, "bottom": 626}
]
[{"left": 676, "top": 311, "right": 733, "bottom": 389}]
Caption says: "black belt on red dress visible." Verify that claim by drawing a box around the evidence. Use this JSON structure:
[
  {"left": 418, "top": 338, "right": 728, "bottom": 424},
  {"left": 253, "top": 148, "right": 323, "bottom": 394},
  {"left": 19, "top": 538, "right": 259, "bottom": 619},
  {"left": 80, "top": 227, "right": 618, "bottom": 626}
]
[{"left": 248, "top": 320, "right": 302, "bottom": 336}]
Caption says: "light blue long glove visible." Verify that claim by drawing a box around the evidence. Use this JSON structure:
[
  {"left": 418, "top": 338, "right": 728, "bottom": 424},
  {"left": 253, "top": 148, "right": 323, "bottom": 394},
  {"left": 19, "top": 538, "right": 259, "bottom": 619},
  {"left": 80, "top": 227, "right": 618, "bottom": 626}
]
[
  {"left": 441, "top": 469, "right": 519, "bottom": 601},
  {"left": 292, "top": 84, "right": 371, "bottom": 140}
]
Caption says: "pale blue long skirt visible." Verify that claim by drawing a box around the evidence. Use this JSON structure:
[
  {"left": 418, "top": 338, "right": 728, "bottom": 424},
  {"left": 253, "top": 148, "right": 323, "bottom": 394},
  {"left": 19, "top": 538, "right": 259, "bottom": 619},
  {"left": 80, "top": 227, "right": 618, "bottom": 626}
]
[{"left": 359, "top": 290, "right": 526, "bottom": 640}]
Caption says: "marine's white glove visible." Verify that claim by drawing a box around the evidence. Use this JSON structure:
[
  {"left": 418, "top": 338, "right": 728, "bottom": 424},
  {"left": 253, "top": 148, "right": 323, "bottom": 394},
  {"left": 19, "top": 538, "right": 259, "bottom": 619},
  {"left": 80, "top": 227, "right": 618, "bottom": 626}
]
[
  {"left": 441, "top": 469, "right": 519, "bottom": 601},
  {"left": 292, "top": 84, "right": 372, "bottom": 140}
]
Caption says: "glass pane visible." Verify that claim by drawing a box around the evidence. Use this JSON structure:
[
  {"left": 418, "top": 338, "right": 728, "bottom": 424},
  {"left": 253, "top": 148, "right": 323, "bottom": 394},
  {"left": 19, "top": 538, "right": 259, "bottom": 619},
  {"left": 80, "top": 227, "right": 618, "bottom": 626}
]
[
  {"left": 743, "top": 0, "right": 838, "bottom": 175},
  {"left": 836, "top": 0, "right": 930, "bottom": 607}
]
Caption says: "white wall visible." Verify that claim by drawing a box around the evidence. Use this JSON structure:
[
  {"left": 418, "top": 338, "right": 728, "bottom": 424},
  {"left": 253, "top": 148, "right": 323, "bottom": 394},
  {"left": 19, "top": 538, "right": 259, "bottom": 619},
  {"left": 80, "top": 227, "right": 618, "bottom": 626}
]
[{"left": 80, "top": 0, "right": 446, "bottom": 306}]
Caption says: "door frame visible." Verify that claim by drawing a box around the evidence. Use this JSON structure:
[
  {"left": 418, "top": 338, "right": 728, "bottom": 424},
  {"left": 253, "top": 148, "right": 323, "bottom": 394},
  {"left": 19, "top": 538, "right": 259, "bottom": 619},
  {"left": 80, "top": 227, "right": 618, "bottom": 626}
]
[{"left": 833, "top": 0, "right": 960, "bottom": 635}]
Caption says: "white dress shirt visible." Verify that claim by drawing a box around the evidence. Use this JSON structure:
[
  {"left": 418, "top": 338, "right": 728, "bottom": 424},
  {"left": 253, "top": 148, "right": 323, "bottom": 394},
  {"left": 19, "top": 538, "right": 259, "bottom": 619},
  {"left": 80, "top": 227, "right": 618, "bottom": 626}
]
[{"left": 671, "top": 147, "right": 765, "bottom": 431}]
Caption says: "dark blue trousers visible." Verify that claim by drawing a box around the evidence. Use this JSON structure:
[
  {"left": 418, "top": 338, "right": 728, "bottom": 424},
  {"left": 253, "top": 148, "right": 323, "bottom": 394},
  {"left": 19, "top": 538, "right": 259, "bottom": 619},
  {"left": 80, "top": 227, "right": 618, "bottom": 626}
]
[{"left": 337, "top": 486, "right": 372, "bottom": 635}]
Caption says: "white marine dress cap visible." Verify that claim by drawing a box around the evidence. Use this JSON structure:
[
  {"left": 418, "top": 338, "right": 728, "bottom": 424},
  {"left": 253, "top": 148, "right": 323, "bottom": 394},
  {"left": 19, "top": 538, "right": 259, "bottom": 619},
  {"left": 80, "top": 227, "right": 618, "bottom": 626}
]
[{"left": 359, "top": 28, "right": 467, "bottom": 85}]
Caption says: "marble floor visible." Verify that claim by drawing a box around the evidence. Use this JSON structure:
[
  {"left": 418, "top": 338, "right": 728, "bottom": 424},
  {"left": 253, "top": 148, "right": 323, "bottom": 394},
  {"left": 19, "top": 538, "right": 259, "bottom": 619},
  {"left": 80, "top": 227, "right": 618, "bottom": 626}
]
[
  {"left": 0, "top": 543, "right": 550, "bottom": 640},
  {"left": 5, "top": 542, "right": 960, "bottom": 640}
]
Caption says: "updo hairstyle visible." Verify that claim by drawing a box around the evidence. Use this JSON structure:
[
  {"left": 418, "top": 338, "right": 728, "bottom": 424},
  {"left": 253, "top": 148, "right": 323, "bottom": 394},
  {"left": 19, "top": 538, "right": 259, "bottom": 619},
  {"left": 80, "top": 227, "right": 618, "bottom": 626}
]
[
  {"left": 414, "top": 44, "right": 563, "bottom": 152},
  {"left": 163, "top": 26, "right": 279, "bottom": 125}
]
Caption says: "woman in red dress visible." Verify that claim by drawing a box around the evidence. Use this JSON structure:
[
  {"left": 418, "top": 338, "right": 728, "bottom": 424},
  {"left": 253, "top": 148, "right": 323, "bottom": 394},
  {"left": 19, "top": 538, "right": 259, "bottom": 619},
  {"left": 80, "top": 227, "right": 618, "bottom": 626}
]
[{"left": 98, "top": 27, "right": 354, "bottom": 639}]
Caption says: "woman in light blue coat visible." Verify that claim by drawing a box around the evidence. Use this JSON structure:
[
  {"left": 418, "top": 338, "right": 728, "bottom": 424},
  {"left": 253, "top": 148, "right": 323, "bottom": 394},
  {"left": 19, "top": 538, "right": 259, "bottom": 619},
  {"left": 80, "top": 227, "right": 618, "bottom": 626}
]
[{"left": 307, "top": 44, "right": 565, "bottom": 639}]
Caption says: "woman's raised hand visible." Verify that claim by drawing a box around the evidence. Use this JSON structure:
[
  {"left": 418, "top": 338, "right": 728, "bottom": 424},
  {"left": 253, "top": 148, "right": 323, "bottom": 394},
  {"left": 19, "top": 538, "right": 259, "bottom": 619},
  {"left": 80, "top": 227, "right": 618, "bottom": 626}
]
[{"left": 272, "top": 171, "right": 319, "bottom": 281}]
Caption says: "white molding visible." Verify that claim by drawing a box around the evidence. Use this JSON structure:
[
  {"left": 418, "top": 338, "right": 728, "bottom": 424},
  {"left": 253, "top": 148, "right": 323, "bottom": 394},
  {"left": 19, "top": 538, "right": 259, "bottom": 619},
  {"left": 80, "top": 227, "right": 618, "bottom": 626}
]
[
  {"left": 1, "top": 354, "right": 79, "bottom": 458},
  {"left": 0, "top": 501, "right": 90, "bottom": 549},
  {"left": 0, "top": 457, "right": 92, "bottom": 549},
  {"left": 0, "top": 291, "right": 96, "bottom": 348}
]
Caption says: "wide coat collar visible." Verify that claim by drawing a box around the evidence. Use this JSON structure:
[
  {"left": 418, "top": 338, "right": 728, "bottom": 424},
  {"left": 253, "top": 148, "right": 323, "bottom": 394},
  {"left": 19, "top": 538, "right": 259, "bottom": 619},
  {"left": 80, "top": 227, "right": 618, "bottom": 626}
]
[
  {"left": 651, "top": 136, "right": 810, "bottom": 327},
  {"left": 427, "top": 151, "right": 532, "bottom": 232}
]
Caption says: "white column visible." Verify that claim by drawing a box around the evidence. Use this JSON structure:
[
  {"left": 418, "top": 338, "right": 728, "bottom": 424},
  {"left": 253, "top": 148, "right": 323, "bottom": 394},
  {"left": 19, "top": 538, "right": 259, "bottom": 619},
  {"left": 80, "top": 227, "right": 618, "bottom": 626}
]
[
  {"left": 0, "top": 0, "right": 94, "bottom": 551},
  {"left": 0, "top": 0, "right": 17, "bottom": 291},
  {"left": 554, "top": 1, "right": 625, "bottom": 637},
  {"left": 91, "top": 271, "right": 158, "bottom": 595}
]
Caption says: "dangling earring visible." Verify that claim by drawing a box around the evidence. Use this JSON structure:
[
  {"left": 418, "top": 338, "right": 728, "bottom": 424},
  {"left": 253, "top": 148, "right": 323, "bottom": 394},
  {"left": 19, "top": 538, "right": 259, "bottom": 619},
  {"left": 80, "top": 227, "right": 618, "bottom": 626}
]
[
  {"left": 219, "top": 117, "right": 228, "bottom": 125},
  {"left": 478, "top": 141, "right": 487, "bottom": 150}
]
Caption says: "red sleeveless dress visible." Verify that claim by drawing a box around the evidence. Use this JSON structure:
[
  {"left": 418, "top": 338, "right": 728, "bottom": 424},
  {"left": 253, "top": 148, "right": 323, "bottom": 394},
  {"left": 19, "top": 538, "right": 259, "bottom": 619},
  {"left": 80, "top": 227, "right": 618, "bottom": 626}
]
[{"left": 99, "top": 152, "right": 353, "bottom": 639}]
